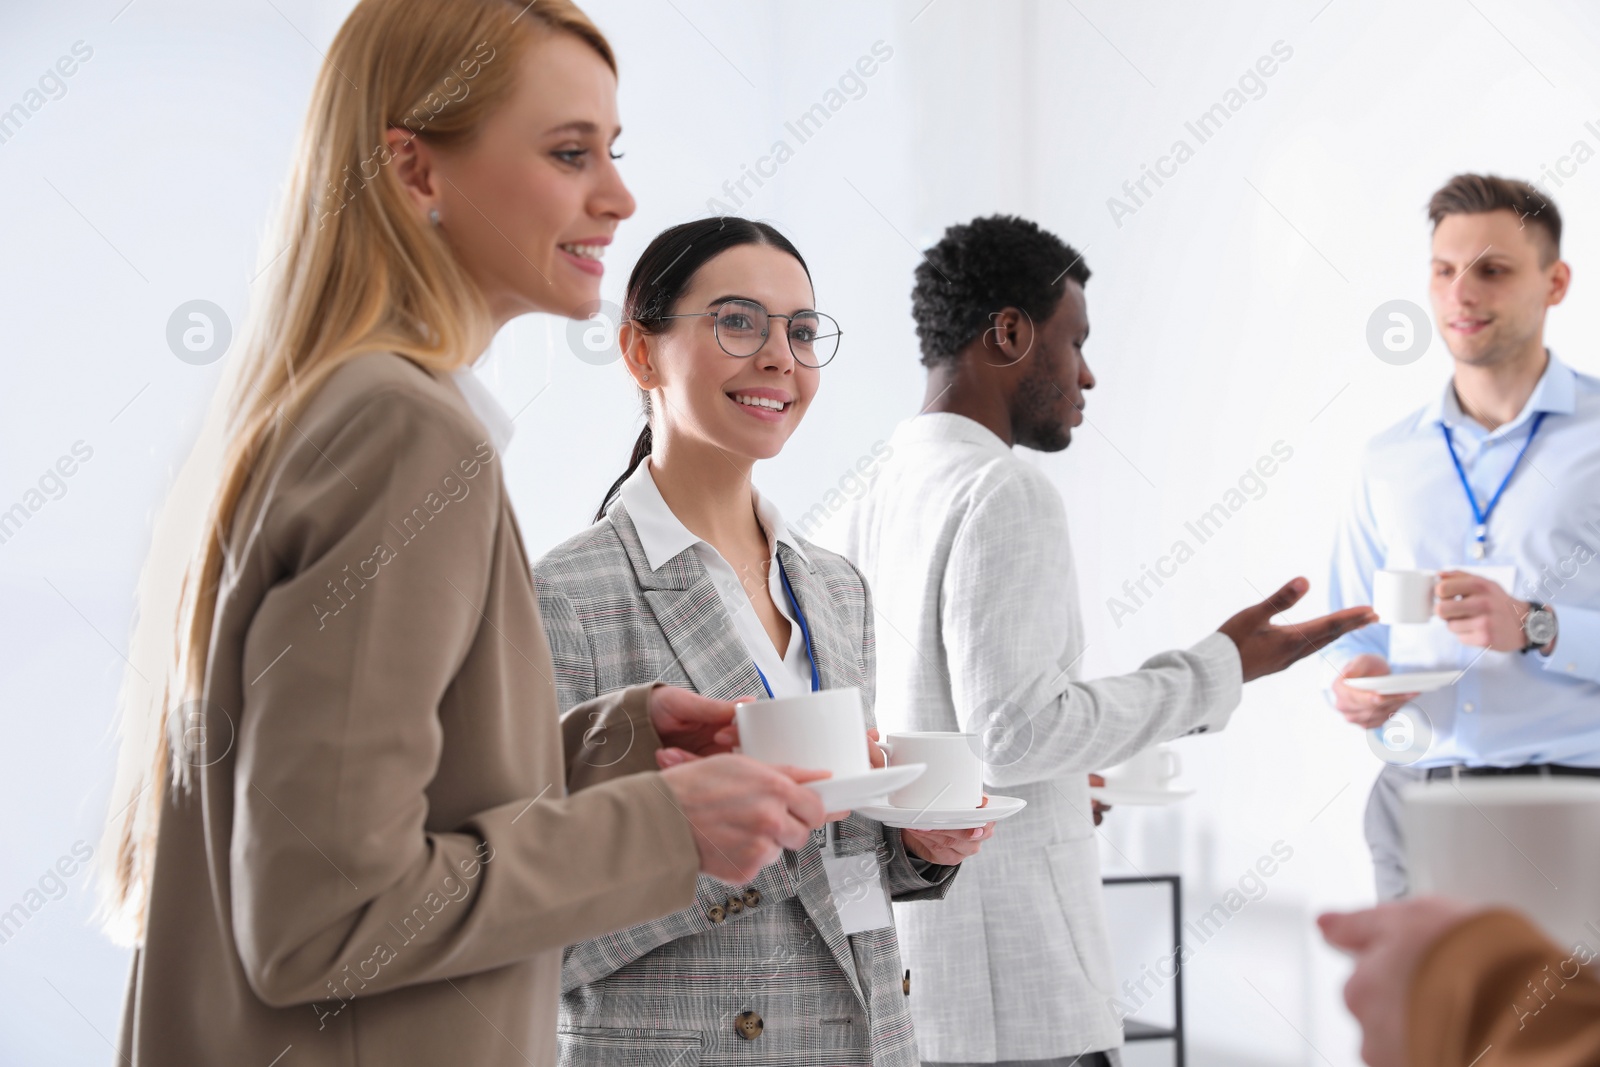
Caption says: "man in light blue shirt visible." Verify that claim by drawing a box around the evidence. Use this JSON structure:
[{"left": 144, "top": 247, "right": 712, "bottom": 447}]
[{"left": 1328, "top": 173, "right": 1600, "bottom": 899}]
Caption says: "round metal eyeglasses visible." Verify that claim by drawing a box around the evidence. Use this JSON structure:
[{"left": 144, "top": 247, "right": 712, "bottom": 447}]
[{"left": 659, "top": 298, "right": 841, "bottom": 368}]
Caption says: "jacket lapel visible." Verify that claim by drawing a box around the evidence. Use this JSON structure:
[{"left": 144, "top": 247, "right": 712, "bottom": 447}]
[
  {"left": 611, "top": 505, "right": 874, "bottom": 1011},
  {"left": 609, "top": 502, "right": 766, "bottom": 702}
]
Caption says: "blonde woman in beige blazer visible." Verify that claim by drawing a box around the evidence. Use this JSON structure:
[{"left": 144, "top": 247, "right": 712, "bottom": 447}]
[{"left": 99, "top": 3, "right": 829, "bottom": 1065}]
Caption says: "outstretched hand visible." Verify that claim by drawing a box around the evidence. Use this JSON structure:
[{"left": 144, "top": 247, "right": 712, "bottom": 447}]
[{"left": 1218, "top": 578, "right": 1377, "bottom": 683}]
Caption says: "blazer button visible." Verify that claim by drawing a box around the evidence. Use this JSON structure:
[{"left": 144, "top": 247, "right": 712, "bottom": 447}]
[
  {"left": 742, "top": 888, "right": 762, "bottom": 908},
  {"left": 726, "top": 896, "right": 744, "bottom": 915},
  {"left": 735, "top": 1011, "right": 764, "bottom": 1040},
  {"left": 707, "top": 903, "right": 726, "bottom": 924}
]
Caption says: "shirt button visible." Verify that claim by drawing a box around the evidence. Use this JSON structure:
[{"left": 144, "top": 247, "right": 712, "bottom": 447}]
[
  {"left": 1464, "top": 702, "right": 1475, "bottom": 713},
  {"left": 735, "top": 1011, "right": 764, "bottom": 1040},
  {"left": 707, "top": 903, "right": 726, "bottom": 924},
  {"left": 726, "top": 896, "right": 744, "bottom": 915},
  {"left": 743, "top": 888, "right": 762, "bottom": 908}
]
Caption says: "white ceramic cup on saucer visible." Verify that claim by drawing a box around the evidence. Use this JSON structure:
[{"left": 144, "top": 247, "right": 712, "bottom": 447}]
[
  {"left": 1102, "top": 744, "right": 1182, "bottom": 792},
  {"left": 1373, "top": 569, "right": 1439, "bottom": 625},
  {"left": 734, "top": 688, "right": 871, "bottom": 779},
  {"left": 874, "top": 731, "right": 983, "bottom": 809},
  {"left": 1403, "top": 778, "right": 1600, "bottom": 952}
]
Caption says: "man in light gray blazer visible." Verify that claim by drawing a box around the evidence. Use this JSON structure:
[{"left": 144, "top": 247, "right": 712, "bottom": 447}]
[{"left": 816, "top": 215, "right": 1376, "bottom": 1067}]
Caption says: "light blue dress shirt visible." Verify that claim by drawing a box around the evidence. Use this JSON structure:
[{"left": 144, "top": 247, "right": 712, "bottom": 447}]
[{"left": 1328, "top": 352, "right": 1600, "bottom": 768}]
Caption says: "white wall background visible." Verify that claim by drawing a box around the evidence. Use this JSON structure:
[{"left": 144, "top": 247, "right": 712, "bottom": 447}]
[{"left": 5, "top": 0, "right": 1600, "bottom": 1063}]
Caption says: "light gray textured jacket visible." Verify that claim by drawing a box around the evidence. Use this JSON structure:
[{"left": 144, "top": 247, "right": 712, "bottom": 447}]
[
  {"left": 818, "top": 413, "right": 1243, "bottom": 1063},
  {"left": 534, "top": 500, "right": 957, "bottom": 1067}
]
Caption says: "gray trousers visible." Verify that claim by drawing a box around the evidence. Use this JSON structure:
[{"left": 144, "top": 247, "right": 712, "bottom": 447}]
[{"left": 1364, "top": 763, "right": 1428, "bottom": 901}]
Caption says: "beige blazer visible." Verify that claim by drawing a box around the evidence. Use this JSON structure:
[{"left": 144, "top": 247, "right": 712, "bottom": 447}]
[
  {"left": 1409, "top": 909, "right": 1600, "bottom": 1067},
  {"left": 117, "top": 352, "right": 701, "bottom": 1066}
]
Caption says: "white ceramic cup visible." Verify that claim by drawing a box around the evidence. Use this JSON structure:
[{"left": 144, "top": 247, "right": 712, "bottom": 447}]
[
  {"left": 875, "top": 731, "right": 983, "bottom": 809},
  {"left": 734, "top": 688, "right": 870, "bottom": 779},
  {"left": 1101, "top": 745, "right": 1182, "bottom": 792},
  {"left": 1373, "top": 568, "right": 1439, "bottom": 625},
  {"left": 1403, "top": 778, "right": 1600, "bottom": 953}
]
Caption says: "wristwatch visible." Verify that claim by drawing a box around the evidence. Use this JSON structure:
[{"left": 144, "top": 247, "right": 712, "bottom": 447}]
[{"left": 1522, "top": 601, "right": 1558, "bottom": 653}]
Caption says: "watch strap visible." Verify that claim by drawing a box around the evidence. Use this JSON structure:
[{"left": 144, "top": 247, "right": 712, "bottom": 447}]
[{"left": 1521, "top": 600, "right": 1554, "bottom": 654}]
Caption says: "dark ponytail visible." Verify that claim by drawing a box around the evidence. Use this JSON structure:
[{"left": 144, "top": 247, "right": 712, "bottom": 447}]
[
  {"left": 592, "top": 216, "right": 810, "bottom": 523},
  {"left": 596, "top": 423, "right": 652, "bottom": 524}
]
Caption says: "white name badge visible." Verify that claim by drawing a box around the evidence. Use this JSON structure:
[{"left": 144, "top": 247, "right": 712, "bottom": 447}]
[{"left": 821, "top": 852, "right": 893, "bottom": 935}]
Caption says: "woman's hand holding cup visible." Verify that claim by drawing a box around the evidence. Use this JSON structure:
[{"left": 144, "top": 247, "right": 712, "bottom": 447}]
[
  {"left": 658, "top": 752, "right": 831, "bottom": 884},
  {"left": 646, "top": 685, "right": 749, "bottom": 756},
  {"left": 867, "top": 728, "right": 886, "bottom": 768}
]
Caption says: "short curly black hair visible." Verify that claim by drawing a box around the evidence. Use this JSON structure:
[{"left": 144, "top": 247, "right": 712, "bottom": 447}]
[{"left": 911, "top": 215, "right": 1089, "bottom": 368}]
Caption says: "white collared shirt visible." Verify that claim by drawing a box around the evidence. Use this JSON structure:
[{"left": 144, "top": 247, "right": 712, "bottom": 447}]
[
  {"left": 618, "top": 459, "right": 815, "bottom": 698},
  {"left": 449, "top": 365, "right": 515, "bottom": 454}
]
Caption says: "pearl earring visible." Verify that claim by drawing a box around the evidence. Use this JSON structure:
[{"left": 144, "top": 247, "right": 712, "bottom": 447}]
[{"left": 428, "top": 208, "right": 441, "bottom": 226}]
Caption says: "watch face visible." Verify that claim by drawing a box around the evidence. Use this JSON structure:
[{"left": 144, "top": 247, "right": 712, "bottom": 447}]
[{"left": 1526, "top": 609, "right": 1558, "bottom": 646}]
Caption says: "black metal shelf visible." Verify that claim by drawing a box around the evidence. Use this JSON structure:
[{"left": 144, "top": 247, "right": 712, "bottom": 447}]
[
  {"left": 1103, "top": 874, "right": 1185, "bottom": 1067},
  {"left": 1123, "top": 1018, "right": 1180, "bottom": 1041}
]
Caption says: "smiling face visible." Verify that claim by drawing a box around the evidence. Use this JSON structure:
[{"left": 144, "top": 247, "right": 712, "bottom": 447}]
[
  {"left": 425, "top": 31, "right": 635, "bottom": 321},
  {"left": 633, "top": 243, "right": 820, "bottom": 462},
  {"left": 1012, "top": 280, "right": 1094, "bottom": 452},
  {"left": 1429, "top": 210, "right": 1568, "bottom": 369}
]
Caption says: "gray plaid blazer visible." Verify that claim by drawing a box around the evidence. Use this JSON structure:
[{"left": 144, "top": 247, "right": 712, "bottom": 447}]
[{"left": 532, "top": 498, "right": 957, "bottom": 1067}]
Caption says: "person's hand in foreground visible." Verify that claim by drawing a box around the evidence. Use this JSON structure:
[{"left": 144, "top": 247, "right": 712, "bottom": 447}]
[{"left": 1318, "top": 896, "right": 1482, "bottom": 1067}]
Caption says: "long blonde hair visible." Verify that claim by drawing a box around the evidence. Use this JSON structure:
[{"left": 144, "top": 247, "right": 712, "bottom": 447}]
[{"left": 97, "top": 0, "right": 615, "bottom": 944}]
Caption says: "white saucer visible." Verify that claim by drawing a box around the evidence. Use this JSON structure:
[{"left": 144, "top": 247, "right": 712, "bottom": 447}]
[
  {"left": 807, "top": 764, "right": 926, "bottom": 810},
  {"left": 856, "top": 794, "right": 1027, "bottom": 829},
  {"left": 1090, "top": 785, "right": 1194, "bottom": 807},
  {"left": 1344, "top": 670, "right": 1462, "bottom": 696}
]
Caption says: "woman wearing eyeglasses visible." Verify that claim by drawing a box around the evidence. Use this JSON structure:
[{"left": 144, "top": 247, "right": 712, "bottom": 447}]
[{"left": 534, "top": 216, "right": 993, "bottom": 1066}]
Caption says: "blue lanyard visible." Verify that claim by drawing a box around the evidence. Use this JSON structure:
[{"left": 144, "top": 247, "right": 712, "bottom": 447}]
[
  {"left": 752, "top": 556, "right": 821, "bottom": 698},
  {"left": 1439, "top": 410, "right": 1547, "bottom": 557}
]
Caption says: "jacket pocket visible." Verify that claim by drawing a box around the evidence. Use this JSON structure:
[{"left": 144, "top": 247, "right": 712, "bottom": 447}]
[
  {"left": 557, "top": 1026, "right": 702, "bottom": 1067},
  {"left": 1043, "top": 837, "right": 1116, "bottom": 997}
]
